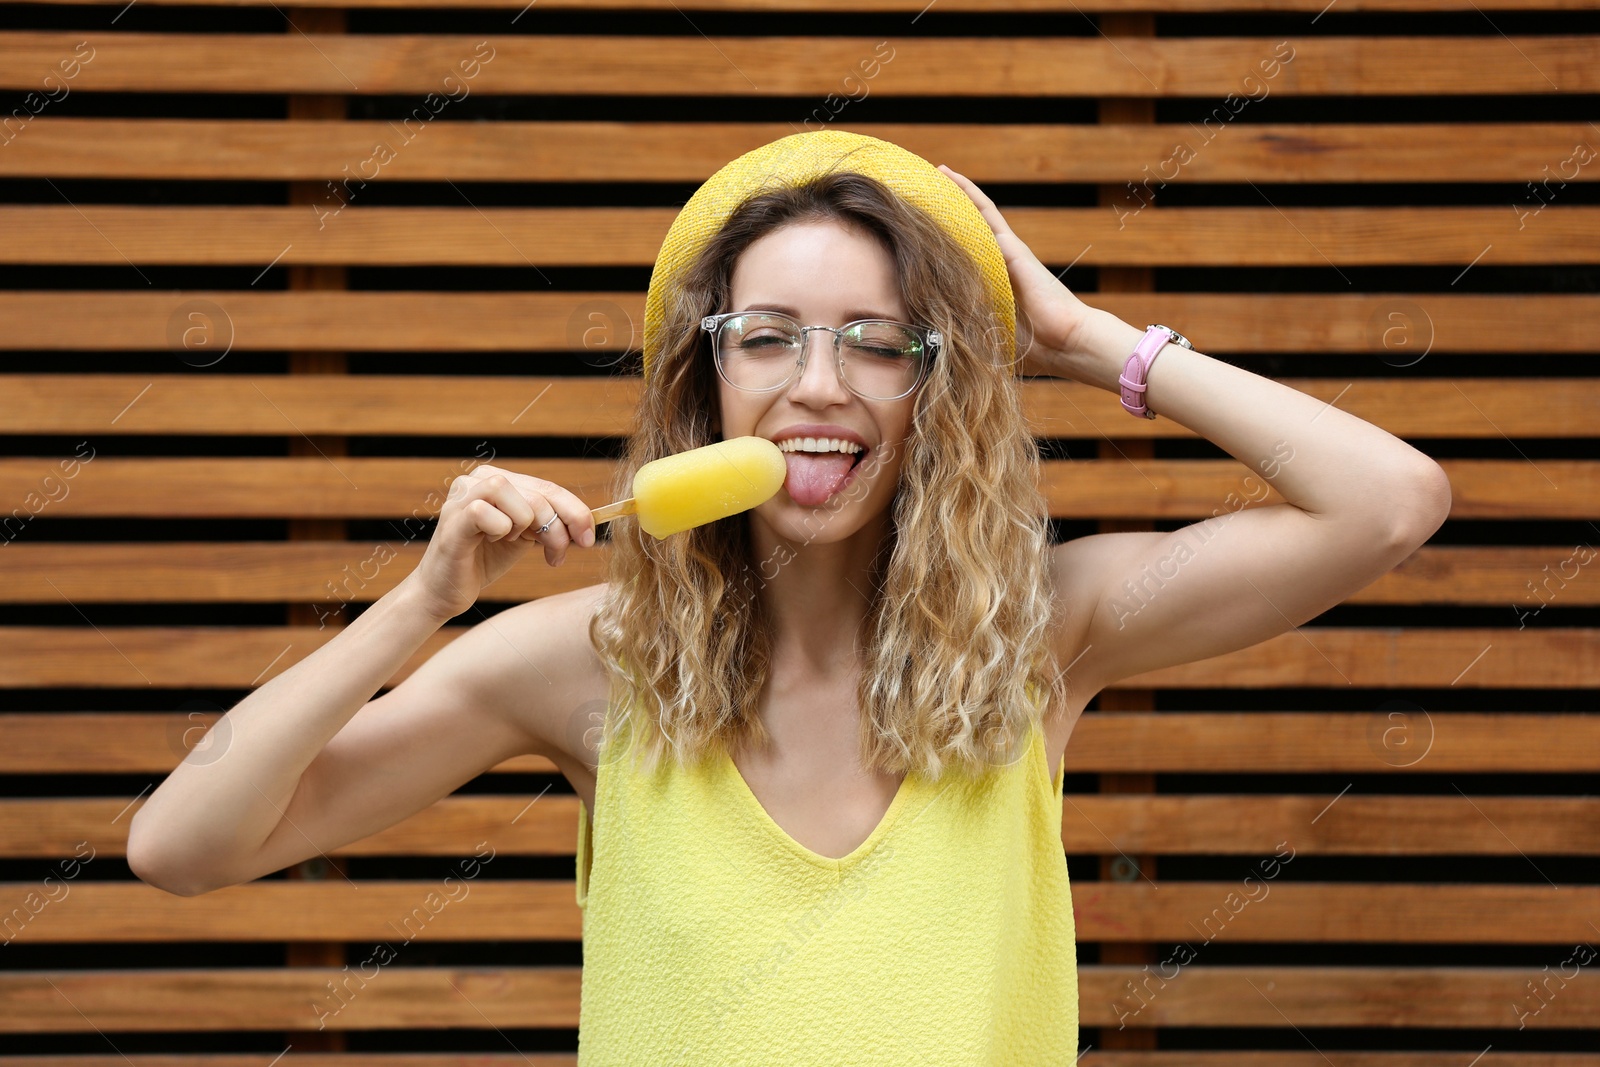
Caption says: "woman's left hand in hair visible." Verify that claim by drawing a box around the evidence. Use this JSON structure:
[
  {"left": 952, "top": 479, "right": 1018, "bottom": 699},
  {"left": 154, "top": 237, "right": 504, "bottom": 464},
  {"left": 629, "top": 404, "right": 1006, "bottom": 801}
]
[{"left": 939, "top": 163, "right": 1092, "bottom": 379}]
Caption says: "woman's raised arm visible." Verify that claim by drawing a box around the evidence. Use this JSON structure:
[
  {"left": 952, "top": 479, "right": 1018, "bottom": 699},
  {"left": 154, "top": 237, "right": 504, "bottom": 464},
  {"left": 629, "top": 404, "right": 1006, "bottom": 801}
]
[
  {"left": 127, "top": 464, "right": 601, "bottom": 895},
  {"left": 942, "top": 163, "right": 1451, "bottom": 694}
]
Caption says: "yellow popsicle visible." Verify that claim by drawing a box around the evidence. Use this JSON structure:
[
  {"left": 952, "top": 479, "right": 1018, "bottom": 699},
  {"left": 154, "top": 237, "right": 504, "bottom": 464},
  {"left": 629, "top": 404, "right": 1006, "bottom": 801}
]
[{"left": 591, "top": 436, "right": 788, "bottom": 538}]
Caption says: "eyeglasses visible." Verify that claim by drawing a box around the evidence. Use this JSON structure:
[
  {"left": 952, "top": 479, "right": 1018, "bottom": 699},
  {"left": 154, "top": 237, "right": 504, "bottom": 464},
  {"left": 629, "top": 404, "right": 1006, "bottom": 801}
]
[{"left": 700, "top": 310, "right": 941, "bottom": 402}]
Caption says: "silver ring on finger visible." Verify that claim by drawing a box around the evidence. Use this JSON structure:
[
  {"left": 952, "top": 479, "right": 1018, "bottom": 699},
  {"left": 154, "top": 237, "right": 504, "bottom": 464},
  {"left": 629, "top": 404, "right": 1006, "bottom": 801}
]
[{"left": 535, "top": 514, "right": 561, "bottom": 535}]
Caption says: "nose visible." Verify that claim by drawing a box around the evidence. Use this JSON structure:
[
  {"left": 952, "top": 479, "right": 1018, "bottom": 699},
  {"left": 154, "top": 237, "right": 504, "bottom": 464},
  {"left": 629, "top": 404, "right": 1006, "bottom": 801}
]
[{"left": 786, "top": 328, "right": 852, "bottom": 406}]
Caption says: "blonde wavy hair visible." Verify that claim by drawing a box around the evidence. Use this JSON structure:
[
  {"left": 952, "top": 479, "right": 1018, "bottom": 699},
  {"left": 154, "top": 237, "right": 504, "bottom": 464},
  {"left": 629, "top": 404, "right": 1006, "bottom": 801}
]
[{"left": 587, "top": 171, "right": 1066, "bottom": 781}]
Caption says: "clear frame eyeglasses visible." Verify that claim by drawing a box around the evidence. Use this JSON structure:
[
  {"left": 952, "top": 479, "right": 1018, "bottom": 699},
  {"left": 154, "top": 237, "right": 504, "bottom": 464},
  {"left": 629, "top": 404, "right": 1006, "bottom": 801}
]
[{"left": 700, "top": 310, "right": 942, "bottom": 402}]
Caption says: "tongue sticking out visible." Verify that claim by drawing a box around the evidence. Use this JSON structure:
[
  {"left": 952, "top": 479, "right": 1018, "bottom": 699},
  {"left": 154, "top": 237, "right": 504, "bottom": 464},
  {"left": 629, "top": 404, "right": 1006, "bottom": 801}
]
[{"left": 783, "top": 451, "right": 858, "bottom": 507}]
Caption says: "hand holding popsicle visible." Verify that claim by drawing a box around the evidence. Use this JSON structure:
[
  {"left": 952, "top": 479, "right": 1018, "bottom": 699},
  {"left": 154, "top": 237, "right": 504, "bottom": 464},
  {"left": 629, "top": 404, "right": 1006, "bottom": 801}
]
[
  {"left": 398, "top": 462, "right": 598, "bottom": 621},
  {"left": 399, "top": 437, "right": 787, "bottom": 623}
]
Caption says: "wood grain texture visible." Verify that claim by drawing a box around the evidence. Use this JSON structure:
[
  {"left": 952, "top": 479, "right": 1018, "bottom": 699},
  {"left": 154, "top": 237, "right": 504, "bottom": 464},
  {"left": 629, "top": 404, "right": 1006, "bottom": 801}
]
[
  {"left": 4, "top": 374, "right": 1598, "bottom": 438},
  {"left": 5, "top": 120, "right": 1598, "bottom": 182},
  {"left": 2, "top": 205, "right": 1597, "bottom": 265},
  {"left": 1, "top": 543, "right": 1592, "bottom": 605},
  {"left": 1, "top": 879, "right": 1594, "bottom": 943},
  {"left": 5, "top": 293, "right": 1596, "bottom": 354},
  {"left": 2, "top": 34, "right": 1597, "bottom": 95},
  {"left": 3, "top": 792, "right": 1599, "bottom": 858},
  {"left": 7, "top": 711, "right": 1598, "bottom": 774},
  {"left": 2, "top": 455, "right": 1588, "bottom": 518},
  {"left": 2, "top": 2, "right": 1594, "bottom": 1056},
  {"left": 0, "top": 966, "right": 1593, "bottom": 1030}
]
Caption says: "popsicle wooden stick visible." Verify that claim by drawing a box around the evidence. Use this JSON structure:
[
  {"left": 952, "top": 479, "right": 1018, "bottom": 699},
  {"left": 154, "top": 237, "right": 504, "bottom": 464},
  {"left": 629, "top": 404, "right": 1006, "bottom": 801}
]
[{"left": 590, "top": 497, "right": 637, "bottom": 527}]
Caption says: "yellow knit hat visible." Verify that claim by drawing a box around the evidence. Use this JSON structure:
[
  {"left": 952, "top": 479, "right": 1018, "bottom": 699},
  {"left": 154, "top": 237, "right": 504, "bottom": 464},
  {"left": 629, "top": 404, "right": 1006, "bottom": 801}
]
[{"left": 640, "top": 129, "right": 1016, "bottom": 379}]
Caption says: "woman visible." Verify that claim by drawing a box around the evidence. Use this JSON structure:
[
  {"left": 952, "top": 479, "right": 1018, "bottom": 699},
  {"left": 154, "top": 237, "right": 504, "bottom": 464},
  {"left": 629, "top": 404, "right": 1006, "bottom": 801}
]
[{"left": 127, "top": 131, "right": 1451, "bottom": 1064}]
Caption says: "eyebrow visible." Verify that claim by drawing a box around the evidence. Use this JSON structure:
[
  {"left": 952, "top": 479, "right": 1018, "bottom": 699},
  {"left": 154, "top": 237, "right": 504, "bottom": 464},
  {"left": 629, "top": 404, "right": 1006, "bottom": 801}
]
[{"left": 740, "top": 303, "right": 902, "bottom": 322}]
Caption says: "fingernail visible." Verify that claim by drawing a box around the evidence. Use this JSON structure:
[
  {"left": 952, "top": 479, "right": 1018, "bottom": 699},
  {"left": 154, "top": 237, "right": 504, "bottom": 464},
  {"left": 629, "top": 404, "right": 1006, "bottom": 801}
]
[{"left": 583, "top": 527, "right": 595, "bottom": 547}]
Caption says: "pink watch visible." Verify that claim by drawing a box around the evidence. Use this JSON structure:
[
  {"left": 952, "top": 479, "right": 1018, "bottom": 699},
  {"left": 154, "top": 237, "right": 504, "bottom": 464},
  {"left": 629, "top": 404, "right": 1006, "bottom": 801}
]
[{"left": 1119, "top": 323, "right": 1192, "bottom": 419}]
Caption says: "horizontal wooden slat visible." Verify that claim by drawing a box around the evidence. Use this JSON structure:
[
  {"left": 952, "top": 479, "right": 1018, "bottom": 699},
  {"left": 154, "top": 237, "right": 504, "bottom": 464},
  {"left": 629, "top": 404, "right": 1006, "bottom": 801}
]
[
  {"left": 8, "top": 120, "right": 1599, "bottom": 183},
  {"left": 0, "top": 967, "right": 581, "bottom": 1033},
  {"left": 3, "top": 35, "right": 1597, "bottom": 96},
  {"left": 6, "top": 374, "right": 1599, "bottom": 440},
  {"left": 0, "top": 291, "right": 652, "bottom": 353},
  {"left": 0, "top": 543, "right": 609, "bottom": 605},
  {"left": 0, "top": 205, "right": 675, "bottom": 267},
  {"left": 1064, "top": 794, "right": 1600, "bottom": 854},
  {"left": 0, "top": 966, "right": 1593, "bottom": 1031},
  {"left": 1076, "top": 966, "right": 1600, "bottom": 1028},
  {"left": 1066, "top": 711, "right": 1600, "bottom": 771},
  {"left": 0, "top": 456, "right": 1590, "bottom": 519},
  {"left": 1368, "top": 545, "right": 1600, "bottom": 606},
  {"left": 1065, "top": 882, "right": 1600, "bottom": 943},
  {"left": 8, "top": 711, "right": 1600, "bottom": 775},
  {"left": 1079, "top": 966, "right": 1600, "bottom": 1029},
  {"left": 0, "top": 625, "right": 1590, "bottom": 690},
  {"left": 0, "top": 374, "right": 647, "bottom": 435},
  {"left": 1116, "top": 626, "right": 1598, "bottom": 687},
  {"left": 7, "top": 792, "right": 1598, "bottom": 857},
  {"left": 7, "top": 879, "right": 1596, "bottom": 944},
  {"left": 2, "top": 206, "right": 1595, "bottom": 265},
  {"left": 0, "top": 880, "right": 583, "bottom": 942},
  {"left": 6, "top": 293, "right": 1599, "bottom": 355},
  {"left": 0, "top": 457, "right": 625, "bottom": 518},
  {"left": 3, "top": 543, "right": 1592, "bottom": 610}
]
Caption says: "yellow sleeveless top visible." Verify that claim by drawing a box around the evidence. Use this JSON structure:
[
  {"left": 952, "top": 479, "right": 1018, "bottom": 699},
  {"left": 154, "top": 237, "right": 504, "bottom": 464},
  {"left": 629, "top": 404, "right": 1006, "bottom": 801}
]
[{"left": 574, "top": 718, "right": 1079, "bottom": 1064}]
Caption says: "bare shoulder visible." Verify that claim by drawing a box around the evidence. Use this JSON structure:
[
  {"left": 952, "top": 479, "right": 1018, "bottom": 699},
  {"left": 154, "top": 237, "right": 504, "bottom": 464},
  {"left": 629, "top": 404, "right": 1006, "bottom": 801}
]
[{"left": 1040, "top": 539, "right": 1113, "bottom": 774}]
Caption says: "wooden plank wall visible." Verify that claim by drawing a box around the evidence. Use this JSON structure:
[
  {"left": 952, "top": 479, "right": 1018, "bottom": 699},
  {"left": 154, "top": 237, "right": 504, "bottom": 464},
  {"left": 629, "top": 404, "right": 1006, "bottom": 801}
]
[{"left": 1, "top": 0, "right": 1598, "bottom": 1062}]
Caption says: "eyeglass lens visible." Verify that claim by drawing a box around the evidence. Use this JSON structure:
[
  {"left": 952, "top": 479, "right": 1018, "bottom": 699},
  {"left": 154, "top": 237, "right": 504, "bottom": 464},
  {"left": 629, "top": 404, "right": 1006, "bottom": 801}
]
[{"left": 713, "top": 313, "right": 926, "bottom": 400}]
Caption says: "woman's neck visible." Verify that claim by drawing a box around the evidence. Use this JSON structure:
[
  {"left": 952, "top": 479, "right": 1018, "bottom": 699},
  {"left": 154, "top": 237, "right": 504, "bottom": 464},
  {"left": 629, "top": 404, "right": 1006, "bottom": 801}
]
[{"left": 750, "top": 510, "right": 890, "bottom": 678}]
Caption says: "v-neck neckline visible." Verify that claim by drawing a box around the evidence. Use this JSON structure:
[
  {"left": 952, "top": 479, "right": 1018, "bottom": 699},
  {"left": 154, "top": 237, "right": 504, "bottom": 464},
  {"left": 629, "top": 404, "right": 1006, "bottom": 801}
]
[{"left": 720, "top": 745, "right": 916, "bottom": 872}]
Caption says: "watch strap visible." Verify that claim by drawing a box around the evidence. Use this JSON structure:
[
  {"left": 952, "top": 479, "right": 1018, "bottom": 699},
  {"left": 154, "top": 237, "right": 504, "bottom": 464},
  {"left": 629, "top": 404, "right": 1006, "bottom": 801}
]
[{"left": 1119, "top": 324, "right": 1190, "bottom": 419}]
